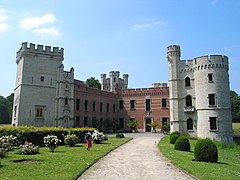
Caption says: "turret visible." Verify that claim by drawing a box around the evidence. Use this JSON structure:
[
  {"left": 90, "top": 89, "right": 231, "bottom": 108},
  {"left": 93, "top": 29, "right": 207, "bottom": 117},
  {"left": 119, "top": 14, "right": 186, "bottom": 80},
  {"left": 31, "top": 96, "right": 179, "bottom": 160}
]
[
  {"left": 123, "top": 74, "right": 129, "bottom": 89},
  {"left": 100, "top": 73, "right": 106, "bottom": 90}
]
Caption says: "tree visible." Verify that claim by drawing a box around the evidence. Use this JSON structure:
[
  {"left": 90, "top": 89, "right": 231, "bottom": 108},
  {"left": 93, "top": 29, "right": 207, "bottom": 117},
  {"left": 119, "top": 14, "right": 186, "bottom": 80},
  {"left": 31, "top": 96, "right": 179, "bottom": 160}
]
[
  {"left": 127, "top": 119, "right": 138, "bottom": 132},
  {"left": 85, "top": 77, "right": 101, "bottom": 89},
  {"left": 230, "top": 90, "right": 240, "bottom": 123},
  {"left": 0, "top": 96, "right": 9, "bottom": 124},
  {"left": 7, "top": 93, "right": 14, "bottom": 122},
  {"left": 147, "top": 121, "right": 159, "bottom": 133}
]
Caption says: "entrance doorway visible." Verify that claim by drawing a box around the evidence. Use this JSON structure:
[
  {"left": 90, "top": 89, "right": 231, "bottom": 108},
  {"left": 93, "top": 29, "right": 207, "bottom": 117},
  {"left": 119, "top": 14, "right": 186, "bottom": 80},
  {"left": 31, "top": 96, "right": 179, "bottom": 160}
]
[{"left": 145, "top": 118, "right": 152, "bottom": 132}]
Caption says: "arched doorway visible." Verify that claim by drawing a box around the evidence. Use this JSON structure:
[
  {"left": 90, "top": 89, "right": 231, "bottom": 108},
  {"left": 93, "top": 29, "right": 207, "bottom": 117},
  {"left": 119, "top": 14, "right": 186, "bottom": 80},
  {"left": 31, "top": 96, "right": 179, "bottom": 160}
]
[{"left": 145, "top": 118, "right": 152, "bottom": 132}]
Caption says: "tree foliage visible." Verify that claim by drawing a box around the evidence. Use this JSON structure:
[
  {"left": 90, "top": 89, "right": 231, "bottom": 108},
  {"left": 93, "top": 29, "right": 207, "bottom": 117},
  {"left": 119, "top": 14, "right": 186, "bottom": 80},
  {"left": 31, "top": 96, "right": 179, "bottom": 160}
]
[
  {"left": 230, "top": 90, "right": 240, "bottom": 122},
  {"left": 0, "top": 93, "right": 14, "bottom": 124},
  {"left": 85, "top": 77, "right": 101, "bottom": 89}
]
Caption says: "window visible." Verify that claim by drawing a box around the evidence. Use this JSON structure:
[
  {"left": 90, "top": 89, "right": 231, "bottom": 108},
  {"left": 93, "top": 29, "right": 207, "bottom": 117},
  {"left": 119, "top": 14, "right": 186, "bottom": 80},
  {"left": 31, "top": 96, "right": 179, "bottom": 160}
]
[
  {"left": 76, "top": 99, "right": 80, "bottom": 110},
  {"left": 114, "top": 77, "right": 116, "bottom": 82},
  {"left": 40, "top": 76, "right": 44, "bottom": 82},
  {"left": 65, "top": 98, "right": 68, "bottom": 105},
  {"left": 210, "top": 117, "right": 217, "bottom": 130},
  {"left": 130, "top": 100, "right": 135, "bottom": 109},
  {"left": 185, "top": 77, "right": 191, "bottom": 87},
  {"left": 92, "top": 101, "right": 96, "bottom": 112},
  {"left": 162, "top": 99, "right": 167, "bottom": 108},
  {"left": 208, "top": 94, "right": 216, "bottom": 106},
  {"left": 186, "top": 95, "right": 192, "bottom": 106},
  {"left": 84, "top": 117, "right": 88, "bottom": 127},
  {"left": 35, "top": 106, "right": 44, "bottom": 118},
  {"left": 106, "top": 103, "right": 110, "bottom": 113},
  {"left": 14, "top": 106, "right": 17, "bottom": 117},
  {"left": 84, "top": 100, "right": 88, "bottom": 111},
  {"left": 208, "top": 73, "right": 213, "bottom": 82},
  {"left": 187, "top": 118, "right": 193, "bottom": 130},
  {"left": 100, "top": 102, "right": 103, "bottom": 112},
  {"left": 119, "top": 100, "right": 124, "bottom": 109},
  {"left": 146, "top": 99, "right": 151, "bottom": 111},
  {"left": 113, "top": 104, "right": 116, "bottom": 112}
]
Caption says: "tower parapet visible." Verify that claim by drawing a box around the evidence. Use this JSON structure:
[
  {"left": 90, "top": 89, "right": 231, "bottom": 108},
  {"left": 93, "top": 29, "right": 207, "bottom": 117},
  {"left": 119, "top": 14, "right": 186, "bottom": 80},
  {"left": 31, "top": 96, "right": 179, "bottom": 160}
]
[{"left": 17, "top": 42, "right": 64, "bottom": 63}]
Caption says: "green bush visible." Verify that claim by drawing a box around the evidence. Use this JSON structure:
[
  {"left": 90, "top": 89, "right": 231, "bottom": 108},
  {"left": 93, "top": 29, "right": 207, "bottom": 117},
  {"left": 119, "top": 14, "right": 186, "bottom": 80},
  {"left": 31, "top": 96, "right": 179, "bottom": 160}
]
[
  {"left": 116, "top": 133, "right": 125, "bottom": 138},
  {"left": 170, "top": 131, "right": 180, "bottom": 136},
  {"left": 64, "top": 134, "right": 78, "bottom": 147},
  {"left": 18, "top": 141, "right": 39, "bottom": 155},
  {"left": 170, "top": 131, "right": 180, "bottom": 144},
  {"left": 0, "top": 126, "right": 94, "bottom": 146},
  {"left": 194, "top": 138, "right": 218, "bottom": 163},
  {"left": 174, "top": 136, "right": 190, "bottom": 151}
]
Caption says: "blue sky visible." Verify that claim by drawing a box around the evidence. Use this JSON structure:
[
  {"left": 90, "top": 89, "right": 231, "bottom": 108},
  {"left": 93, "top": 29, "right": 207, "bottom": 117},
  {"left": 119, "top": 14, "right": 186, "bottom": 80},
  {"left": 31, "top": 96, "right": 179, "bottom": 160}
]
[{"left": 0, "top": 0, "right": 240, "bottom": 97}]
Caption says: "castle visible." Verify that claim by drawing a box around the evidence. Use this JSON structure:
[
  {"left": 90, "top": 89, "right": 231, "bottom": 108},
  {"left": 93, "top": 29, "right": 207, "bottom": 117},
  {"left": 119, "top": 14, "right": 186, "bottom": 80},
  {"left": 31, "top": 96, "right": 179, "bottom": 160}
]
[
  {"left": 12, "top": 42, "right": 233, "bottom": 143},
  {"left": 167, "top": 45, "right": 233, "bottom": 144}
]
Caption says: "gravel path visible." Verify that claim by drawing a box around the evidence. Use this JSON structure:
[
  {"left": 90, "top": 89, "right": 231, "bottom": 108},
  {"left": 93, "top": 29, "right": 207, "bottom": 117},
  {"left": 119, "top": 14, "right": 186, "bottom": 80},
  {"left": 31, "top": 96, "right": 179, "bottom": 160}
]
[{"left": 78, "top": 133, "right": 196, "bottom": 180}]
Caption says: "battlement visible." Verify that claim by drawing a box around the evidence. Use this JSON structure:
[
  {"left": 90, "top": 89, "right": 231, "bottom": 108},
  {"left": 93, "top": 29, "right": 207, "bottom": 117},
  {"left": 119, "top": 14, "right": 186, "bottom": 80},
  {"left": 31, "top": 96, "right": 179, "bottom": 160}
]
[
  {"left": 180, "top": 54, "right": 228, "bottom": 67},
  {"left": 123, "top": 74, "right": 129, "bottom": 78},
  {"left": 100, "top": 74, "right": 106, "bottom": 79},
  {"left": 18, "top": 42, "right": 64, "bottom": 57},
  {"left": 109, "top": 71, "right": 120, "bottom": 77},
  {"left": 167, "top": 45, "right": 180, "bottom": 52}
]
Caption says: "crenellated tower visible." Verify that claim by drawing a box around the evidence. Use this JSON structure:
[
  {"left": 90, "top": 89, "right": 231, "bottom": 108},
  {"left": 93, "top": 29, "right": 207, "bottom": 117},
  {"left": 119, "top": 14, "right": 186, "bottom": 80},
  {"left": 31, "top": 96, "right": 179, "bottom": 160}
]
[
  {"left": 167, "top": 45, "right": 233, "bottom": 144},
  {"left": 12, "top": 42, "right": 74, "bottom": 127},
  {"left": 167, "top": 45, "right": 182, "bottom": 133},
  {"left": 101, "top": 71, "right": 128, "bottom": 92}
]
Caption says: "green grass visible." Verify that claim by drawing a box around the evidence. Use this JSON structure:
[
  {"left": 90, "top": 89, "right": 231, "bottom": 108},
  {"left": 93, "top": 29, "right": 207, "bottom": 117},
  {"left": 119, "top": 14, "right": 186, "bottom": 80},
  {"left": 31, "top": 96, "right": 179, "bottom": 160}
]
[
  {"left": 233, "top": 123, "right": 240, "bottom": 134},
  {"left": 0, "top": 137, "right": 130, "bottom": 180},
  {"left": 159, "top": 136, "right": 240, "bottom": 180}
]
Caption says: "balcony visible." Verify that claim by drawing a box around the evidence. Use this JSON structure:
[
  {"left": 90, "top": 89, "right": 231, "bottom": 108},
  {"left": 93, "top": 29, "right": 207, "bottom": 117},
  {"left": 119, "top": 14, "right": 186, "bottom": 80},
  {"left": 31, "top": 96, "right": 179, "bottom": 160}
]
[{"left": 184, "top": 106, "right": 195, "bottom": 113}]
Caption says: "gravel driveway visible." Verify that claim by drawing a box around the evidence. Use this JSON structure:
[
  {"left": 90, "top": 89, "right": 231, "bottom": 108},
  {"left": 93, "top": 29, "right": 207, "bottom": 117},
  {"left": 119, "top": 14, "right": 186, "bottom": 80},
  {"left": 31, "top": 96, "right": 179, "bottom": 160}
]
[{"left": 78, "top": 133, "right": 196, "bottom": 180}]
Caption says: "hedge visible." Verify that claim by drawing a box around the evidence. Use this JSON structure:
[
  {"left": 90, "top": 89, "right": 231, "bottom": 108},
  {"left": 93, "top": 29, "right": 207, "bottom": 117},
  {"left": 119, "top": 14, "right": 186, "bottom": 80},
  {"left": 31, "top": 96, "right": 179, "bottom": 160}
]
[{"left": 0, "top": 126, "right": 94, "bottom": 146}]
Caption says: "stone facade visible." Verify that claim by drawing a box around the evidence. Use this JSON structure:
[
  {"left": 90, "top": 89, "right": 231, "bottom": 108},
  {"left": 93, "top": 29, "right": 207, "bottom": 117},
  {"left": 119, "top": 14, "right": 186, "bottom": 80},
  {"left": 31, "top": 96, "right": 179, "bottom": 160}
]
[
  {"left": 12, "top": 42, "right": 169, "bottom": 132},
  {"left": 12, "top": 42, "right": 74, "bottom": 127},
  {"left": 167, "top": 45, "right": 233, "bottom": 144}
]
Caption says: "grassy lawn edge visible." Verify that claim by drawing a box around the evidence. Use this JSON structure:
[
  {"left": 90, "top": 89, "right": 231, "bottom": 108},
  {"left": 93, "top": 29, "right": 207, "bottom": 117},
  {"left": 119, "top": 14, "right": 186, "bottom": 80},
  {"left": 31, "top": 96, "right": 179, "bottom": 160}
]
[{"left": 158, "top": 135, "right": 240, "bottom": 180}]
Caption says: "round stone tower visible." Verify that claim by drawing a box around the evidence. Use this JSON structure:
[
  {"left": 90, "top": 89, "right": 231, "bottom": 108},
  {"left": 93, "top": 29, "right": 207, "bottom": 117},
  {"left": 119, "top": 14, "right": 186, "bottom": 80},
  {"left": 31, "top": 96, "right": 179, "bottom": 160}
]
[{"left": 194, "top": 55, "right": 233, "bottom": 143}]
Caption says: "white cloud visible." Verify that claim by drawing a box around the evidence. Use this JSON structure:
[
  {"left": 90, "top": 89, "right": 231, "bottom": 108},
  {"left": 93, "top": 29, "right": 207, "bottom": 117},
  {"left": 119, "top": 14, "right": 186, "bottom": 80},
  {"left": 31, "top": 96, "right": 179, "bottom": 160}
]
[
  {"left": 34, "top": 27, "right": 61, "bottom": 38},
  {"left": 20, "top": 13, "right": 56, "bottom": 30},
  {"left": 0, "top": 9, "right": 9, "bottom": 32},
  {"left": 19, "top": 13, "right": 62, "bottom": 38},
  {"left": 131, "top": 21, "right": 165, "bottom": 30}
]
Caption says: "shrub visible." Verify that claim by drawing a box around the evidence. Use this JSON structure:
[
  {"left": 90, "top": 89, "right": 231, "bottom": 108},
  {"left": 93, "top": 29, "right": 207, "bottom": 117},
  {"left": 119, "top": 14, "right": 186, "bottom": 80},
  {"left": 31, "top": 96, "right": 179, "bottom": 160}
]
[
  {"left": 174, "top": 136, "right": 190, "bottom": 151},
  {"left": 116, "top": 133, "right": 125, "bottom": 138},
  {"left": 170, "top": 131, "right": 180, "bottom": 144},
  {"left": 194, "top": 138, "right": 218, "bottom": 163},
  {"left": 19, "top": 141, "right": 39, "bottom": 155},
  {"left": 43, "top": 135, "right": 61, "bottom": 152},
  {"left": 64, "top": 134, "right": 78, "bottom": 147},
  {"left": 170, "top": 131, "right": 180, "bottom": 136},
  {"left": 92, "top": 130, "right": 105, "bottom": 144}
]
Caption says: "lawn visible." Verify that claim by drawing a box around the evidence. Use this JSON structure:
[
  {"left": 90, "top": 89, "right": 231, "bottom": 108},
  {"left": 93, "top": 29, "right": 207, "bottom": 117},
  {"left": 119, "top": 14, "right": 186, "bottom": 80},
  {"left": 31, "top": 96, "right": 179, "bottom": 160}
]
[
  {"left": 0, "top": 137, "right": 130, "bottom": 180},
  {"left": 158, "top": 136, "right": 240, "bottom": 180}
]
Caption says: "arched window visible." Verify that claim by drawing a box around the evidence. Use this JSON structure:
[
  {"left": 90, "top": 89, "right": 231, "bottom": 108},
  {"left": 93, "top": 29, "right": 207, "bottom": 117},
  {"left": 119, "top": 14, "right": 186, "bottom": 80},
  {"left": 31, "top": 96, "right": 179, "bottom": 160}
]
[
  {"left": 186, "top": 95, "right": 192, "bottom": 106},
  {"left": 185, "top": 77, "right": 191, "bottom": 87},
  {"left": 187, "top": 118, "right": 193, "bottom": 130}
]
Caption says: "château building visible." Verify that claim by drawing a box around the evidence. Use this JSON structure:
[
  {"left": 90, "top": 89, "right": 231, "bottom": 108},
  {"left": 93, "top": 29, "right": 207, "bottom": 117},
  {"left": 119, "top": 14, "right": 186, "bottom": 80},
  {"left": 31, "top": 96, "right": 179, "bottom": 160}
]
[{"left": 12, "top": 42, "right": 170, "bottom": 132}]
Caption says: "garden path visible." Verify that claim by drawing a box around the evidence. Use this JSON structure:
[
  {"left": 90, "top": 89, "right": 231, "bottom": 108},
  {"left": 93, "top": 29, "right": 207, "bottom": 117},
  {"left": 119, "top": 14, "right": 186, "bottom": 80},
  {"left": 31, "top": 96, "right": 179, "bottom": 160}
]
[{"left": 78, "top": 133, "right": 196, "bottom": 180}]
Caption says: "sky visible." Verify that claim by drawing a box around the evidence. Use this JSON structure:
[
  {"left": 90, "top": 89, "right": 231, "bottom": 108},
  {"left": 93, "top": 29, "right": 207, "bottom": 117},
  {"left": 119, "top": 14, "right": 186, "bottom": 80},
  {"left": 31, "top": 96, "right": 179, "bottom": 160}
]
[{"left": 0, "top": 0, "right": 240, "bottom": 97}]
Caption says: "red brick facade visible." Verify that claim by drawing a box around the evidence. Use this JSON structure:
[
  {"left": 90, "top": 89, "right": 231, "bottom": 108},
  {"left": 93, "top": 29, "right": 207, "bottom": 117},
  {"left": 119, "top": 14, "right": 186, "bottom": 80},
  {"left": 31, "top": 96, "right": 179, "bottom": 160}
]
[{"left": 74, "top": 80, "right": 169, "bottom": 132}]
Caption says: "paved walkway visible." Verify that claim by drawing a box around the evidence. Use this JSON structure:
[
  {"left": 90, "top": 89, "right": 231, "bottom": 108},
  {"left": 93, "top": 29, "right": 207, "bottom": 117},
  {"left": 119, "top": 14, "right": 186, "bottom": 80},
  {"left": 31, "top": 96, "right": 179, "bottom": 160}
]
[{"left": 78, "top": 133, "right": 196, "bottom": 180}]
